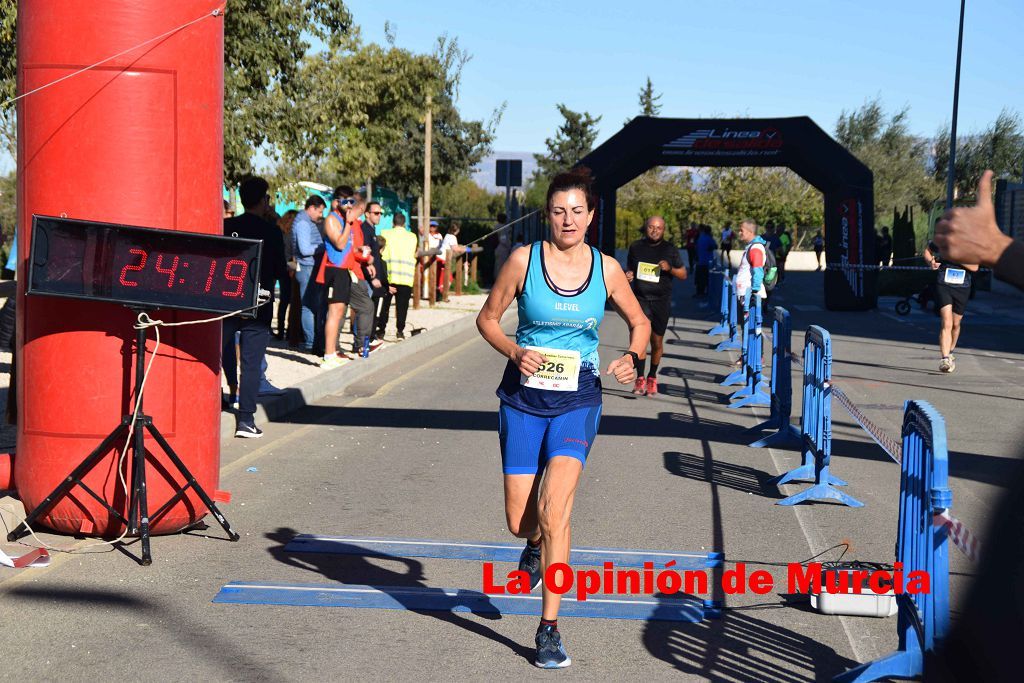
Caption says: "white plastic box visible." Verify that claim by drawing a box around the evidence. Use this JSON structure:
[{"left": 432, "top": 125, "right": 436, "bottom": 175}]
[{"left": 809, "top": 567, "right": 898, "bottom": 618}]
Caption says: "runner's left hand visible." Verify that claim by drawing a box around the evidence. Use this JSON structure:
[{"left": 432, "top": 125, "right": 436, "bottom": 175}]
[
  {"left": 606, "top": 355, "right": 637, "bottom": 384},
  {"left": 659, "top": 260, "right": 671, "bottom": 271}
]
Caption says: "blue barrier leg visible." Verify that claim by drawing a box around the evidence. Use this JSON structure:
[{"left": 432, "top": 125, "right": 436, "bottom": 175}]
[
  {"left": 832, "top": 648, "right": 921, "bottom": 683},
  {"left": 776, "top": 482, "right": 863, "bottom": 507},
  {"left": 721, "top": 369, "right": 745, "bottom": 386},
  {"left": 729, "top": 389, "right": 771, "bottom": 409},
  {"left": 749, "top": 423, "right": 801, "bottom": 448}
]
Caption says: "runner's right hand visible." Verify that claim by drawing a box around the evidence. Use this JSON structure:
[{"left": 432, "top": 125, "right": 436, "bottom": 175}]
[
  {"left": 625, "top": 271, "right": 634, "bottom": 282},
  {"left": 512, "top": 347, "right": 548, "bottom": 376}
]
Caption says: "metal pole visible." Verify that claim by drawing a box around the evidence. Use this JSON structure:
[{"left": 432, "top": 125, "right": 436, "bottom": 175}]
[{"left": 944, "top": 0, "right": 966, "bottom": 210}]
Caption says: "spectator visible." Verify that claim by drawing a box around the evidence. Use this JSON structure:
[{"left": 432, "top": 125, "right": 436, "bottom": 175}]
[
  {"left": 695, "top": 225, "right": 717, "bottom": 297},
  {"left": 362, "top": 201, "right": 386, "bottom": 336},
  {"left": 720, "top": 223, "right": 734, "bottom": 268},
  {"left": 684, "top": 222, "right": 699, "bottom": 270},
  {"left": 493, "top": 212, "right": 511, "bottom": 280},
  {"left": 275, "top": 209, "right": 298, "bottom": 339},
  {"left": 291, "top": 195, "right": 327, "bottom": 352},
  {"left": 877, "top": 226, "right": 893, "bottom": 267},
  {"left": 371, "top": 235, "right": 390, "bottom": 340},
  {"left": 379, "top": 212, "right": 418, "bottom": 340},
  {"left": 439, "top": 223, "right": 465, "bottom": 301},
  {"left": 777, "top": 224, "right": 792, "bottom": 284},
  {"left": 222, "top": 176, "right": 288, "bottom": 438},
  {"left": 423, "top": 220, "right": 444, "bottom": 299},
  {"left": 316, "top": 186, "right": 358, "bottom": 368},
  {"left": 334, "top": 190, "right": 376, "bottom": 356},
  {"left": 813, "top": 231, "right": 825, "bottom": 271}
]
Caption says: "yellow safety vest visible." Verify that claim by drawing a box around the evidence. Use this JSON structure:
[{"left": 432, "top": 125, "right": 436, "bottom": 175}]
[{"left": 380, "top": 227, "right": 419, "bottom": 287}]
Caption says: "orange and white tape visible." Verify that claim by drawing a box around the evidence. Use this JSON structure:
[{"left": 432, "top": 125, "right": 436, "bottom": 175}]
[{"left": 933, "top": 511, "right": 980, "bottom": 563}]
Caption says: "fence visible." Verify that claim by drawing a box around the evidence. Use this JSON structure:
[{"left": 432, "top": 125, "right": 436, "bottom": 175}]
[
  {"left": 707, "top": 270, "right": 731, "bottom": 336},
  {"left": 727, "top": 296, "right": 770, "bottom": 409},
  {"left": 771, "top": 325, "right": 862, "bottom": 507},
  {"left": 704, "top": 292, "right": 963, "bottom": 678},
  {"left": 748, "top": 306, "right": 801, "bottom": 448},
  {"left": 833, "top": 400, "right": 951, "bottom": 682}
]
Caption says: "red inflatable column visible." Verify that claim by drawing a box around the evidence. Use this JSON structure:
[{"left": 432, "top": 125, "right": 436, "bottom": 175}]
[{"left": 15, "top": 2, "right": 226, "bottom": 535}]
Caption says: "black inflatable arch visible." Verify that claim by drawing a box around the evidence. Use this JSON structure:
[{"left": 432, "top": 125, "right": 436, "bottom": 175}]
[{"left": 580, "top": 116, "right": 876, "bottom": 311}]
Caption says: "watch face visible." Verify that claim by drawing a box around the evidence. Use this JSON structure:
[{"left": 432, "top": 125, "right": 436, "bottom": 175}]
[{"left": 27, "top": 215, "right": 262, "bottom": 315}]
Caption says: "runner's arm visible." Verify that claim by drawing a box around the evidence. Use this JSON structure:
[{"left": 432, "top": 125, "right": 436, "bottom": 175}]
[
  {"left": 476, "top": 246, "right": 546, "bottom": 374},
  {"left": 603, "top": 254, "right": 651, "bottom": 383}
]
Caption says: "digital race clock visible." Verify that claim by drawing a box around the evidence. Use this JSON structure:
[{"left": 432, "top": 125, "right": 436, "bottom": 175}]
[{"left": 27, "top": 215, "right": 263, "bottom": 316}]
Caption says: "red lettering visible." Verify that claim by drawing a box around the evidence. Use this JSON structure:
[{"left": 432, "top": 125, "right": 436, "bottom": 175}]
[
  {"left": 788, "top": 563, "right": 822, "bottom": 594},
  {"left": 722, "top": 562, "right": 746, "bottom": 595},
  {"left": 545, "top": 562, "right": 573, "bottom": 594},
  {"left": 482, "top": 562, "right": 504, "bottom": 594},
  {"left": 748, "top": 570, "right": 773, "bottom": 595},
  {"left": 507, "top": 570, "right": 531, "bottom": 595},
  {"left": 119, "top": 248, "right": 147, "bottom": 287},
  {"left": 578, "top": 569, "right": 600, "bottom": 602},
  {"left": 643, "top": 562, "right": 654, "bottom": 594},
  {"left": 868, "top": 570, "right": 892, "bottom": 595},
  {"left": 616, "top": 569, "right": 641, "bottom": 594},
  {"left": 907, "top": 571, "right": 930, "bottom": 594},
  {"left": 685, "top": 570, "right": 708, "bottom": 595}
]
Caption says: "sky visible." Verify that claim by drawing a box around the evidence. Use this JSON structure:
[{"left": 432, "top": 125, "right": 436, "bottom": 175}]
[{"left": 347, "top": 0, "right": 1024, "bottom": 154}]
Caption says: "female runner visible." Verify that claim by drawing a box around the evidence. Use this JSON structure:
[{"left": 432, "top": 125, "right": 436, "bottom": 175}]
[{"left": 476, "top": 167, "right": 651, "bottom": 668}]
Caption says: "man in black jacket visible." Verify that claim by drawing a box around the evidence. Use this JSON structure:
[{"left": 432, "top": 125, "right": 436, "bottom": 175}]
[{"left": 223, "top": 176, "right": 288, "bottom": 438}]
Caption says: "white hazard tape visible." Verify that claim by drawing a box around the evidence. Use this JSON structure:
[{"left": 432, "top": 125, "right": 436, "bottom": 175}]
[
  {"left": 830, "top": 384, "right": 903, "bottom": 464},
  {"left": 933, "top": 511, "right": 981, "bottom": 563},
  {"left": 0, "top": 547, "right": 50, "bottom": 568}
]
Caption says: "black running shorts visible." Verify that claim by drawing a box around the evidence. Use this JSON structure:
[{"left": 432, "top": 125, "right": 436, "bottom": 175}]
[
  {"left": 638, "top": 296, "right": 671, "bottom": 336},
  {"left": 325, "top": 266, "right": 352, "bottom": 304},
  {"left": 935, "top": 283, "right": 969, "bottom": 316}
]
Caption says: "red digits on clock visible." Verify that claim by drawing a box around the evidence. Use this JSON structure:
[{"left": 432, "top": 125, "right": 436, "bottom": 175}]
[
  {"left": 119, "top": 248, "right": 148, "bottom": 287},
  {"left": 222, "top": 259, "right": 248, "bottom": 297},
  {"left": 154, "top": 254, "right": 180, "bottom": 288},
  {"left": 204, "top": 259, "right": 217, "bottom": 293}
]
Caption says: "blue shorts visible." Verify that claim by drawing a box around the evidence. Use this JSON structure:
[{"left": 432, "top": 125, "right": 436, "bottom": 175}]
[{"left": 498, "top": 403, "right": 602, "bottom": 475}]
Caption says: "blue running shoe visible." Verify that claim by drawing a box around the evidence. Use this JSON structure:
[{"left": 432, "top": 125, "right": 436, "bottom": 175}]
[
  {"left": 535, "top": 625, "right": 571, "bottom": 669},
  {"left": 518, "top": 542, "right": 543, "bottom": 592}
]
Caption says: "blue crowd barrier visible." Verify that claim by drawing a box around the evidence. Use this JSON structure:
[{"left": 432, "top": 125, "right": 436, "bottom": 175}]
[
  {"left": 728, "top": 297, "right": 770, "bottom": 408},
  {"left": 707, "top": 270, "right": 730, "bottom": 336},
  {"left": 834, "top": 401, "right": 951, "bottom": 682},
  {"left": 748, "top": 306, "right": 802, "bottom": 447},
  {"left": 716, "top": 288, "right": 741, "bottom": 352},
  {"left": 772, "top": 325, "right": 861, "bottom": 507}
]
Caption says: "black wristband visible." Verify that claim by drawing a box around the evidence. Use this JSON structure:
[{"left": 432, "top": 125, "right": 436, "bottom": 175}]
[{"left": 626, "top": 351, "right": 640, "bottom": 368}]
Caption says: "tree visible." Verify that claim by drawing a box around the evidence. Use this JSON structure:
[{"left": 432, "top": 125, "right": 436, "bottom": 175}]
[
  {"left": 638, "top": 77, "right": 662, "bottom": 117},
  {"left": 0, "top": 0, "right": 14, "bottom": 162},
  {"left": 532, "top": 105, "right": 601, "bottom": 183},
  {"left": 268, "top": 34, "right": 498, "bottom": 197},
  {"left": 835, "top": 98, "right": 942, "bottom": 222},
  {"left": 223, "top": 0, "right": 353, "bottom": 185},
  {"left": 934, "top": 109, "right": 1024, "bottom": 201}
]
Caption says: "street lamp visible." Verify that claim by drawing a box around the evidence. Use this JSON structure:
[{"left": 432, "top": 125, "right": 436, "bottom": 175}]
[{"left": 944, "top": 0, "right": 966, "bottom": 210}]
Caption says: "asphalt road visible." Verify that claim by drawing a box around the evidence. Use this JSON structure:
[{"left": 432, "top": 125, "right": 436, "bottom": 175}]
[{"left": 1, "top": 270, "right": 1021, "bottom": 681}]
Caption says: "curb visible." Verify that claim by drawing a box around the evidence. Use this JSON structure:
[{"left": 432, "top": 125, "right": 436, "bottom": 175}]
[{"left": 219, "top": 310, "right": 481, "bottom": 442}]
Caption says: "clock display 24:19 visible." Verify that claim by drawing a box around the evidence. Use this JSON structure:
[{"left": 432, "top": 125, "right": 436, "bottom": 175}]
[{"left": 118, "top": 248, "right": 250, "bottom": 297}]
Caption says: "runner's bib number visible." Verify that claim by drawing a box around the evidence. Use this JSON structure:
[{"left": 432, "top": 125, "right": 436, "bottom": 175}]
[
  {"left": 943, "top": 268, "right": 966, "bottom": 286},
  {"left": 520, "top": 347, "right": 580, "bottom": 392},
  {"left": 637, "top": 262, "right": 661, "bottom": 283}
]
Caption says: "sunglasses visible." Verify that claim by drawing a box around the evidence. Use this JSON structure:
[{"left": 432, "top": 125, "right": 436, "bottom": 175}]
[
  {"left": 368, "top": 211, "right": 383, "bottom": 216},
  {"left": 338, "top": 198, "right": 356, "bottom": 206}
]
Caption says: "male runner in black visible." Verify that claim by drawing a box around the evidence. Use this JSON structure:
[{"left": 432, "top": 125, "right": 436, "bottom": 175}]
[{"left": 625, "top": 215, "right": 687, "bottom": 396}]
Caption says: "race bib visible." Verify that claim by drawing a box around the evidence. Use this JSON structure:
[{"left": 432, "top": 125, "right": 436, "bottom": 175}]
[
  {"left": 521, "top": 347, "right": 580, "bottom": 392},
  {"left": 943, "top": 268, "right": 966, "bottom": 286},
  {"left": 637, "top": 262, "right": 661, "bottom": 283}
]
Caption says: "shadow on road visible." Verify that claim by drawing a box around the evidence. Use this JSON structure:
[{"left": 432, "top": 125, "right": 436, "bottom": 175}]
[
  {"left": 642, "top": 603, "right": 858, "bottom": 681},
  {"left": 264, "top": 527, "right": 534, "bottom": 662}
]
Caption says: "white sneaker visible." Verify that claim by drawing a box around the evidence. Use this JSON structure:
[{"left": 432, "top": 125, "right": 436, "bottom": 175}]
[
  {"left": 320, "top": 354, "right": 345, "bottom": 369},
  {"left": 939, "top": 357, "right": 954, "bottom": 373}
]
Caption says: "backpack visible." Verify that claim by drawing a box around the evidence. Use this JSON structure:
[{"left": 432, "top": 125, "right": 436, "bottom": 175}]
[{"left": 748, "top": 241, "right": 778, "bottom": 291}]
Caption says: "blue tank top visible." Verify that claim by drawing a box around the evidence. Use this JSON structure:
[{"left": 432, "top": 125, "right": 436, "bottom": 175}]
[
  {"left": 324, "top": 211, "right": 351, "bottom": 267},
  {"left": 496, "top": 241, "right": 607, "bottom": 416}
]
